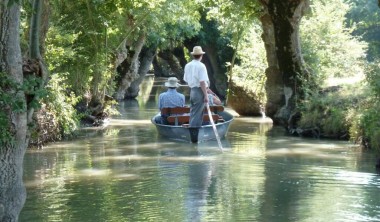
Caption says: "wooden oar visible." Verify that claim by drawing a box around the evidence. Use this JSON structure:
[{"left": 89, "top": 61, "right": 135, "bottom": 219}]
[{"left": 206, "top": 103, "right": 223, "bottom": 152}]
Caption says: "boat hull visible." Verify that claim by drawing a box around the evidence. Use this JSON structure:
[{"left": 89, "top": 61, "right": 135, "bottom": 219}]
[{"left": 151, "top": 111, "right": 234, "bottom": 143}]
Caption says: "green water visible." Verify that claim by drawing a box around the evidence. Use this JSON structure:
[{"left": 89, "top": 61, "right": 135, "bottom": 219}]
[{"left": 20, "top": 79, "right": 380, "bottom": 222}]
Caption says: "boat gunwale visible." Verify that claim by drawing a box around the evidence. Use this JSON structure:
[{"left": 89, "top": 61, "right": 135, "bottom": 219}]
[{"left": 151, "top": 111, "right": 234, "bottom": 128}]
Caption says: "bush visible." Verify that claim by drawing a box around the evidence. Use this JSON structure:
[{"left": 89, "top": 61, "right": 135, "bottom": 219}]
[
  {"left": 299, "top": 83, "right": 366, "bottom": 139},
  {"left": 42, "top": 74, "right": 80, "bottom": 137},
  {"left": 350, "top": 61, "right": 380, "bottom": 151}
]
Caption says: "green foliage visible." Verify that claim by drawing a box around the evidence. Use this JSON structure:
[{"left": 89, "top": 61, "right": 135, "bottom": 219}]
[
  {"left": 205, "top": 0, "right": 263, "bottom": 99},
  {"left": 301, "top": 0, "right": 367, "bottom": 83},
  {"left": 230, "top": 23, "right": 267, "bottom": 103},
  {"left": 299, "top": 83, "right": 367, "bottom": 138},
  {"left": 206, "top": 0, "right": 261, "bottom": 39},
  {"left": 44, "top": 24, "right": 91, "bottom": 95},
  {"left": 23, "top": 75, "right": 48, "bottom": 109},
  {"left": 103, "top": 99, "right": 120, "bottom": 117},
  {"left": 366, "top": 61, "right": 380, "bottom": 97},
  {"left": 43, "top": 74, "right": 80, "bottom": 137},
  {"left": 48, "top": 0, "right": 125, "bottom": 97},
  {"left": 143, "top": 0, "right": 202, "bottom": 48},
  {"left": 349, "top": 62, "right": 380, "bottom": 150},
  {"left": 205, "top": 0, "right": 261, "bottom": 61},
  {"left": 355, "top": 105, "right": 380, "bottom": 150},
  {"left": 7, "top": 0, "right": 21, "bottom": 7},
  {"left": 296, "top": 0, "right": 377, "bottom": 145},
  {"left": 345, "top": 0, "right": 380, "bottom": 61},
  {"left": 47, "top": 0, "right": 202, "bottom": 99}
]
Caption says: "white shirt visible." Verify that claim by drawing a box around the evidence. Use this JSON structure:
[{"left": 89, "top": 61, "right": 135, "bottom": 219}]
[{"left": 183, "top": 59, "right": 209, "bottom": 88}]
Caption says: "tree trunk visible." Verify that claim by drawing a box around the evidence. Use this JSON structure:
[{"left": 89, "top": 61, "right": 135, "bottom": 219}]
[
  {"left": 115, "top": 32, "right": 145, "bottom": 100},
  {"left": 125, "top": 46, "right": 156, "bottom": 98},
  {"left": 260, "top": 0, "right": 310, "bottom": 126},
  {"left": 113, "top": 39, "right": 129, "bottom": 74},
  {"left": 0, "top": 2, "right": 28, "bottom": 221},
  {"left": 152, "top": 55, "right": 165, "bottom": 77},
  {"left": 29, "top": 0, "right": 42, "bottom": 59},
  {"left": 39, "top": 0, "right": 50, "bottom": 56},
  {"left": 27, "top": 0, "right": 49, "bottom": 123},
  {"left": 172, "top": 47, "right": 187, "bottom": 68},
  {"left": 157, "top": 49, "right": 184, "bottom": 80},
  {"left": 259, "top": 12, "right": 282, "bottom": 118}
]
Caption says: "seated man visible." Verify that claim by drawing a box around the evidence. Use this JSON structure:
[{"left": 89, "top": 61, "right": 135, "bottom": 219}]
[
  {"left": 155, "top": 77, "right": 185, "bottom": 124},
  {"left": 207, "top": 88, "right": 222, "bottom": 106},
  {"left": 202, "top": 88, "right": 222, "bottom": 125}
]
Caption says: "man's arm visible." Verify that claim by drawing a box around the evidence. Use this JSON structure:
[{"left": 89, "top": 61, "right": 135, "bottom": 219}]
[
  {"left": 200, "top": 81, "right": 209, "bottom": 104},
  {"left": 212, "top": 95, "right": 222, "bottom": 105}
]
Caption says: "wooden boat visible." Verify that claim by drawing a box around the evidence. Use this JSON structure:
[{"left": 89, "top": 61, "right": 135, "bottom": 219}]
[{"left": 151, "top": 106, "right": 234, "bottom": 143}]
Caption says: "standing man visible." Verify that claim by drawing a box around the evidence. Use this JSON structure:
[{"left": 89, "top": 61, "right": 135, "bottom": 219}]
[{"left": 184, "top": 46, "right": 209, "bottom": 141}]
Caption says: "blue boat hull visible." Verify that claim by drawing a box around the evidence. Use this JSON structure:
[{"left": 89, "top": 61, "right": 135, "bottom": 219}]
[{"left": 151, "top": 111, "right": 234, "bottom": 143}]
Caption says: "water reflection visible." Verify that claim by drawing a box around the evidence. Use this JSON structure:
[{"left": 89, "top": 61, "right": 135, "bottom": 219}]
[{"left": 20, "top": 76, "right": 380, "bottom": 222}]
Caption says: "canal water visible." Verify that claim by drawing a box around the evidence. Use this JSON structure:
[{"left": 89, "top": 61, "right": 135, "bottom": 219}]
[{"left": 20, "top": 77, "right": 380, "bottom": 222}]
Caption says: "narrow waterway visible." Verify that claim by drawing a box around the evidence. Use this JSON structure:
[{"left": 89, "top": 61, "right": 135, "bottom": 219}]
[{"left": 20, "top": 77, "right": 380, "bottom": 222}]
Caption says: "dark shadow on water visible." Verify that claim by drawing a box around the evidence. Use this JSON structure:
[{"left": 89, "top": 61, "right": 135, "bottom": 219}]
[{"left": 123, "top": 98, "right": 139, "bottom": 109}]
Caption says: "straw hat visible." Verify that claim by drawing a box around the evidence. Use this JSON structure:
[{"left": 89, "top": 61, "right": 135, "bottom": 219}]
[
  {"left": 165, "top": 77, "right": 180, "bottom": 88},
  {"left": 190, "top": 46, "right": 206, "bottom": 55}
]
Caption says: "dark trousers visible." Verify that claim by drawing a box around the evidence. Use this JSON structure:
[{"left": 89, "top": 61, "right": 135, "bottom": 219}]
[{"left": 189, "top": 87, "right": 205, "bottom": 128}]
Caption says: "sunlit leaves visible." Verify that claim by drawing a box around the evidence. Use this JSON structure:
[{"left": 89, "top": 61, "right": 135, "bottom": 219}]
[
  {"left": 43, "top": 74, "right": 80, "bottom": 136},
  {"left": 300, "top": 0, "right": 367, "bottom": 82},
  {"left": 206, "top": 0, "right": 261, "bottom": 38},
  {"left": 138, "top": 0, "right": 201, "bottom": 48},
  {"left": 230, "top": 23, "right": 267, "bottom": 103}
]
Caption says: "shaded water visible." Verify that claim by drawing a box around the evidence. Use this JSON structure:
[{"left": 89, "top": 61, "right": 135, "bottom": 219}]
[{"left": 20, "top": 77, "right": 380, "bottom": 222}]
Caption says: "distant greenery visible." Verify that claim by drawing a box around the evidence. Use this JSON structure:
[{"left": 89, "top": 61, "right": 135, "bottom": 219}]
[
  {"left": 301, "top": 0, "right": 367, "bottom": 84},
  {"left": 345, "top": 0, "right": 380, "bottom": 61}
]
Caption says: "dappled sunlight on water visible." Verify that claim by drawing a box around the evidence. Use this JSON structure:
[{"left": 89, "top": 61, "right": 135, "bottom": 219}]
[
  {"left": 76, "top": 169, "right": 112, "bottom": 177},
  {"left": 20, "top": 108, "right": 380, "bottom": 222},
  {"left": 265, "top": 139, "right": 355, "bottom": 160},
  {"left": 20, "top": 77, "right": 380, "bottom": 222},
  {"left": 108, "top": 118, "right": 153, "bottom": 126}
]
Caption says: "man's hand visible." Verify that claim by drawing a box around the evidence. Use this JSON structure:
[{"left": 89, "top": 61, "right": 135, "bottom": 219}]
[{"left": 204, "top": 96, "right": 209, "bottom": 104}]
